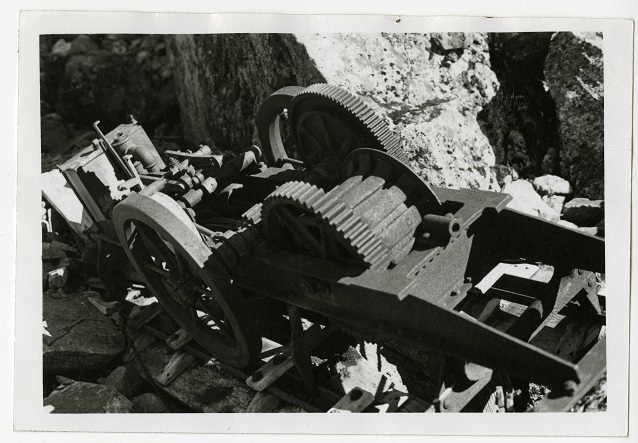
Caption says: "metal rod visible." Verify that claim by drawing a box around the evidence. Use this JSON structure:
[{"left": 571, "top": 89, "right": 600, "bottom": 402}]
[{"left": 93, "top": 120, "right": 134, "bottom": 179}]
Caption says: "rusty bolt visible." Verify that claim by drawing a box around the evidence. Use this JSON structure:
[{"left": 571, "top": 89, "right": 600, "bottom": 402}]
[{"left": 451, "top": 290, "right": 459, "bottom": 296}]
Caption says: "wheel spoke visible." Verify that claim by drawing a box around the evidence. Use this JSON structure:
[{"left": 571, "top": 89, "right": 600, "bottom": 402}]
[
  {"left": 338, "top": 132, "right": 355, "bottom": 158},
  {"left": 135, "top": 223, "right": 177, "bottom": 269},
  {"left": 196, "top": 297, "right": 233, "bottom": 338},
  {"left": 315, "top": 114, "right": 334, "bottom": 154},
  {"left": 300, "top": 126, "right": 326, "bottom": 161},
  {"left": 320, "top": 221, "right": 339, "bottom": 260},
  {"left": 191, "top": 283, "right": 233, "bottom": 338},
  {"left": 274, "top": 207, "right": 324, "bottom": 257}
]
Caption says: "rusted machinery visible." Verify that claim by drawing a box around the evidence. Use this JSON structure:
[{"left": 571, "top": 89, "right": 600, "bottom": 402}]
[{"left": 56, "top": 83, "right": 606, "bottom": 412}]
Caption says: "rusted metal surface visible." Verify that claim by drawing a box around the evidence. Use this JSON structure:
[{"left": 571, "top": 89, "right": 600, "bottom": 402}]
[{"left": 55, "top": 83, "right": 606, "bottom": 412}]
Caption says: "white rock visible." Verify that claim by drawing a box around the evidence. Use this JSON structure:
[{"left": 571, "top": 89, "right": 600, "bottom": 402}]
[
  {"left": 533, "top": 175, "right": 572, "bottom": 196},
  {"left": 47, "top": 267, "right": 68, "bottom": 289},
  {"left": 543, "top": 195, "right": 566, "bottom": 215},
  {"left": 503, "top": 180, "right": 560, "bottom": 222}
]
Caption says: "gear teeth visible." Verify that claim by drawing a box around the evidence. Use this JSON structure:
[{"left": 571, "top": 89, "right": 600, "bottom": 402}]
[
  {"left": 242, "top": 203, "right": 263, "bottom": 224},
  {"left": 260, "top": 180, "right": 393, "bottom": 269},
  {"left": 290, "top": 84, "right": 407, "bottom": 165}
]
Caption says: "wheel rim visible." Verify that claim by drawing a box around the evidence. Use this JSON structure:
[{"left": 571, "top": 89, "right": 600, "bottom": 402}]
[
  {"left": 113, "top": 192, "right": 261, "bottom": 368},
  {"left": 256, "top": 86, "right": 306, "bottom": 167}
]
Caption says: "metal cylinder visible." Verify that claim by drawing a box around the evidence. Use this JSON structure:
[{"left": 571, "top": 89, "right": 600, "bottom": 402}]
[
  {"left": 111, "top": 128, "right": 166, "bottom": 173},
  {"left": 421, "top": 214, "right": 462, "bottom": 240}
]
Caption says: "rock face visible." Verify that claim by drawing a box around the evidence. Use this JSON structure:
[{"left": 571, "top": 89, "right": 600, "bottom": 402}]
[
  {"left": 166, "top": 34, "right": 325, "bottom": 149},
  {"left": 44, "top": 380, "right": 132, "bottom": 413},
  {"left": 167, "top": 33, "right": 500, "bottom": 190},
  {"left": 478, "top": 33, "right": 559, "bottom": 176},
  {"left": 545, "top": 32, "right": 604, "bottom": 199},
  {"left": 43, "top": 290, "right": 126, "bottom": 376}
]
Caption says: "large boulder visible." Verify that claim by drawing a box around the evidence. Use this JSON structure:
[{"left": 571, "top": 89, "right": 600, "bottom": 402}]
[
  {"left": 43, "top": 290, "right": 126, "bottom": 377},
  {"left": 44, "top": 380, "right": 133, "bottom": 413},
  {"left": 561, "top": 197, "right": 604, "bottom": 227},
  {"left": 101, "top": 365, "right": 145, "bottom": 399},
  {"left": 544, "top": 32, "right": 604, "bottom": 199},
  {"left": 166, "top": 33, "right": 500, "bottom": 190}
]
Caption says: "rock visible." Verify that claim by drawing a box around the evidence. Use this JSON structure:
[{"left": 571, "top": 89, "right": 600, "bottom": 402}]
[
  {"left": 44, "top": 380, "right": 132, "bottom": 413},
  {"left": 595, "top": 218, "right": 605, "bottom": 238},
  {"left": 50, "top": 240, "right": 77, "bottom": 253},
  {"left": 561, "top": 198, "right": 604, "bottom": 226},
  {"left": 47, "top": 267, "right": 68, "bottom": 289},
  {"left": 506, "top": 129, "right": 531, "bottom": 172},
  {"left": 40, "top": 113, "right": 70, "bottom": 153},
  {"left": 69, "top": 35, "right": 99, "bottom": 55},
  {"left": 541, "top": 147, "right": 558, "bottom": 175},
  {"left": 430, "top": 33, "right": 472, "bottom": 51},
  {"left": 167, "top": 33, "right": 500, "bottom": 190},
  {"left": 478, "top": 33, "right": 559, "bottom": 176},
  {"left": 558, "top": 220, "right": 598, "bottom": 236},
  {"left": 543, "top": 195, "right": 566, "bottom": 215},
  {"left": 57, "top": 257, "right": 71, "bottom": 268},
  {"left": 42, "top": 242, "right": 67, "bottom": 261},
  {"left": 43, "top": 291, "right": 126, "bottom": 377},
  {"left": 492, "top": 164, "right": 519, "bottom": 187},
  {"left": 131, "top": 393, "right": 169, "bottom": 413},
  {"left": 533, "top": 174, "right": 572, "bottom": 196},
  {"left": 56, "top": 35, "right": 178, "bottom": 136},
  {"left": 102, "top": 365, "right": 145, "bottom": 399},
  {"left": 51, "top": 39, "right": 72, "bottom": 57},
  {"left": 502, "top": 180, "right": 560, "bottom": 222},
  {"left": 42, "top": 261, "right": 55, "bottom": 289},
  {"left": 545, "top": 32, "right": 604, "bottom": 199},
  {"left": 130, "top": 343, "right": 254, "bottom": 413}
]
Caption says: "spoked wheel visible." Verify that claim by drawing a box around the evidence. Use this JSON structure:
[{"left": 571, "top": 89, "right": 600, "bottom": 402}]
[{"left": 113, "top": 192, "right": 261, "bottom": 368}]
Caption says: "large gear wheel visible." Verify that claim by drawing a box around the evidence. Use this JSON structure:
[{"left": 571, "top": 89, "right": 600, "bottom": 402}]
[
  {"left": 259, "top": 148, "right": 442, "bottom": 270},
  {"left": 256, "top": 84, "right": 409, "bottom": 176},
  {"left": 288, "top": 84, "right": 409, "bottom": 168}
]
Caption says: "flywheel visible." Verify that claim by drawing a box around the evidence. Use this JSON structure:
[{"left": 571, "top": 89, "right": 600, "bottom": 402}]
[{"left": 112, "top": 192, "right": 262, "bottom": 368}]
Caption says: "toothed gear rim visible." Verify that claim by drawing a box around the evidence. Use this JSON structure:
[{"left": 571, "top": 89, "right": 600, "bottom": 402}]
[
  {"left": 261, "top": 181, "right": 393, "bottom": 270},
  {"left": 288, "top": 84, "right": 409, "bottom": 168}
]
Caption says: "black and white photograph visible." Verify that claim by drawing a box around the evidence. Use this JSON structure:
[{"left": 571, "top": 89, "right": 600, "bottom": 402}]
[{"left": 8, "top": 8, "right": 634, "bottom": 439}]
